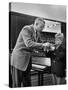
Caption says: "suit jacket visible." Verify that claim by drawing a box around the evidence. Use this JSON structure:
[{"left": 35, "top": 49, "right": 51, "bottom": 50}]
[{"left": 11, "top": 24, "right": 43, "bottom": 71}]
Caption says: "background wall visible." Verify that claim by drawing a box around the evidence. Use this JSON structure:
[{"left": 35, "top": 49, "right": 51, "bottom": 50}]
[{"left": 11, "top": 2, "right": 66, "bottom": 22}]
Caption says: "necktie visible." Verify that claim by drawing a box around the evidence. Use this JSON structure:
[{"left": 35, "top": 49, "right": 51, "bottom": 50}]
[{"left": 35, "top": 31, "right": 37, "bottom": 42}]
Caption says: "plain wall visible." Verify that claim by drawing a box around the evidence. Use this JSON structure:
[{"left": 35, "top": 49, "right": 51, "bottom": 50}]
[{"left": 11, "top": 2, "right": 66, "bottom": 22}]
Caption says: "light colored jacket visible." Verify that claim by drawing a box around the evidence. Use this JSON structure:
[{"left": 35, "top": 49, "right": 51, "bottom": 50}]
[{"left": 11, "top": 24, "right": 43, "bottom": 71}]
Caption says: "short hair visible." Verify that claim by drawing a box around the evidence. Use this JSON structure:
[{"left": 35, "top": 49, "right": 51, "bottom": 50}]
[
  {"left": 34, "top": 17, "right": 45, "bottom": 25},
  {"left": 55, "top": 33, "right": 64, "bottom": 41}
]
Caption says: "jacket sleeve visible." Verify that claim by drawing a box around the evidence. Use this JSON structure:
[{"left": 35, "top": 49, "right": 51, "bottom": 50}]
[
  {"left": 55, "top": 45, "right": 66, "bottom": 60},
  {"left": 21, "top": 27, "right": 43, "bottom": 49}
]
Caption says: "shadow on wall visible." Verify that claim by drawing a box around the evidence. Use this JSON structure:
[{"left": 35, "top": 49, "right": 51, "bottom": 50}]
[{"left": 9, "top": 12, "right": 36, "bottom": 52}]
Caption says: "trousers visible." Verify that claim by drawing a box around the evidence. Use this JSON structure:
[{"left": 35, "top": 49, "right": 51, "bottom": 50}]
[{"left": 11, "top": 57, "right": 32, "bottom": 87}]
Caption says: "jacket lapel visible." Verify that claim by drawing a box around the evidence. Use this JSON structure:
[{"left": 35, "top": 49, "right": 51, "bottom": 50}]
[
  {"left": 30, "top": 24, "right": 37, "bottom": 41},
  {"left": 30, "top": 24, "right": 41, "bottom": 42}
]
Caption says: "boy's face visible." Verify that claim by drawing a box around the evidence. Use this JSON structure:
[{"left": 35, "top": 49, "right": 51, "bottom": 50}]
[{"left": 55, "top": 38, "right": 62, "bottom": 45}]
